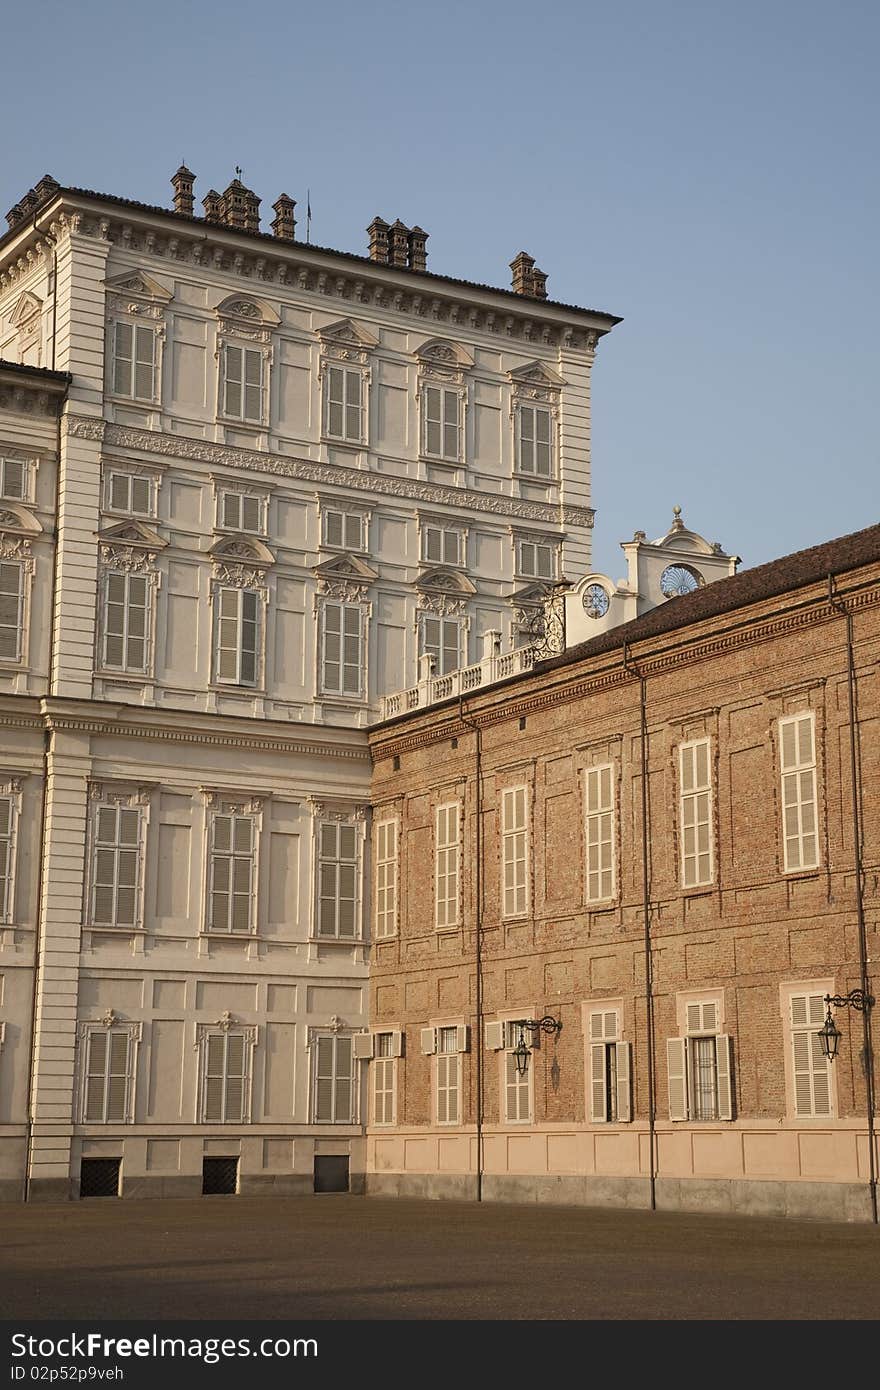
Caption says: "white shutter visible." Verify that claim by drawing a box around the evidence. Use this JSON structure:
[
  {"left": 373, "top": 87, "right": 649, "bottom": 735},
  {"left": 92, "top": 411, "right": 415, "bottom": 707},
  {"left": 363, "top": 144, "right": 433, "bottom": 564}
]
[
  {"left": 1, "top": 458, "right": 25, "bottom": 499},
  {"left": 106, "top": 1031, "right": 130, "bottom": 1121},
  {"left": 590, "top": 1042, "right": 608, "bottom": 1122},
  {"left": 424, "top": 385, "right": 442, "bottom": 456},
  {"left": 243, "top": 349, "right": 263, "bottom": 422},
  {"left": 113, "top": 321, "right": 133, "bottom": 395},
  {"left": 335, "top": 1037, "right": 353, "bottom": 1122},
  {"left": 134, "top": 325, "right": 155, "bottom": 401},
  {"left": 420, "top": 1027, "right": 437, "bottom": 1055},
  {"left": 324, "top": 510, "right": 344, "bottom": 547},
  {"left": 667, "top": 1037, "right": 688, "bottom": 1121},
  {"left": 390, "top": 1030, "right": 405, "bottom": 1058},
  {"left": 327, "top": 366, "right": 345, "bottom": 438},
  {"left": 615, "top": 1041, "right": 632, "bottom": 1123},
  {"left": 455, "top": 1024, "right": 469, "bottom": 1053},
  {"left": 109, "top": 473, "right": 131, "bottom": 511},
  {"left": 716, "top": 1035, "right": 733, "bottom": 1120},
  {"left": 223, "top": 345, "right": 242, "bottom": 417},
  {"left": 779, "top": 714, "right": 819, "bottom": 871},
  {"left": 353, "top": 1032, "right": 374, "bottom": 1060},
  {"left": 485, "top": 1021, "right": 505, "bottom": 1051},
  {"left": 502, "top": 787, "right": 528, "bottom": 918},
  {"left": 84, "top": 1031, "right": 108, "bottom": 1121},
  {"left": 204, "top": 1033, "right": 225, "bottom": 1121}
]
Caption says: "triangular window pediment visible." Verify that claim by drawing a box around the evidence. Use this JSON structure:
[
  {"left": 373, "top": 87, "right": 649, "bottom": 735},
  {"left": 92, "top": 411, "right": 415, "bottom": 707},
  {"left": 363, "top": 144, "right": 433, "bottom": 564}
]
[
  {"left": 317, "top": 317, "right": 379, "bottom": 349},
  {"left": 215, "top": 294, "right": 280, "bottom": 327},
  {"left": 104, "top": 270, "right": 173, "bottom": 303},
  {"left": 511, "top": 581, "right": 551, "bottom": 606},
  {"left": 0, "top": 504, "right": 41, "bottom": 536},
  {"left": 416, "top": 337, "right": 474, "bottom": 369},
  {"left": 509, "top": 359, "right": 566, "bottom": 388},
  {"left": 10, "top": 292, "right": 42, "bottom": 327},
  {"left": 416, "top": 566, "right": 476, "bottom": 595},
  {"left": 98, "top": 519, "right": 167, "bottom": 549},
  {"left": 313, "top": 552, "right": 378, "bottom": 583},
  {"left": 209, "top": 535, "right": 275, "bottom": 566}
]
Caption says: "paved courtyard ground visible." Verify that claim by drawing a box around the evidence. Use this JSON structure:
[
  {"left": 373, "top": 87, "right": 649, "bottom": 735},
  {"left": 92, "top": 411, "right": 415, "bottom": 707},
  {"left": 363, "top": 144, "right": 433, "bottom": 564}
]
[{"left": 1, "top": 1195, "right": 878, "bottom": 1321}]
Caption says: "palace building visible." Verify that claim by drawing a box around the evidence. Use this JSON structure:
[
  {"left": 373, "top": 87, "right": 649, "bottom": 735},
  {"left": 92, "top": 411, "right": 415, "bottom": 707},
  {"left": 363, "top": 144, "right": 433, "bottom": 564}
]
[{"left": 0, "top": 169, "right": 616, "bottom": 1199}]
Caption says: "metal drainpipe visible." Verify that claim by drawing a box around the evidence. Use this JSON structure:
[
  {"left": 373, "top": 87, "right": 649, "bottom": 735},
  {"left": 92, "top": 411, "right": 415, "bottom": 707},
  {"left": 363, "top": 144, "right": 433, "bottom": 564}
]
[
  {"left": 623, "top": 642, "right": 657, "bottom": 1210},
  {"left": 458, "top": 695, "right": 483, "bottom": 1202},
  {"left": 827, "top": 574, "right": 877, "bottom": 1223}
]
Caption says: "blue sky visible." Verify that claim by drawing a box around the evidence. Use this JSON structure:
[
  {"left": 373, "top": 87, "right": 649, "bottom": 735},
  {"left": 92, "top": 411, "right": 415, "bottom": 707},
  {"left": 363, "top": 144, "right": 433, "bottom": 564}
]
[{"left": 5, "top": 0, "right": 878, "bottom": 577}]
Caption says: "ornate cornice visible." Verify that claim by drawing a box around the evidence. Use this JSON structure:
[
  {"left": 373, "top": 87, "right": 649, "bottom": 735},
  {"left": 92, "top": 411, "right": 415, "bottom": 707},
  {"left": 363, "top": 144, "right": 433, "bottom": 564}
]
[
  {"left": 64, "top": 417, "right": 595, "bottom": 528},
  {"left": 40, "top": 709, "right": 371, "bottom": 761}
]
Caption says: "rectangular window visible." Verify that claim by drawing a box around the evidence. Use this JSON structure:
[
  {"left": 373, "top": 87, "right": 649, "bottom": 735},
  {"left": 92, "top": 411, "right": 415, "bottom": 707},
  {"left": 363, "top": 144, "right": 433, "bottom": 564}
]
[
  {"left": 112, "top": 322, "right": 156, "bottom": 402},
  {"left": 436, "top": 1025, "right": 460, "bottom": 1125},
  {"left": 108, "top": 471, "right": 153, "bottom": 517},
  {"left": 517, "top": 538, "right": 556, "bottom": 580},
  {"left": 779, "top": 714, "right": 819, "bottom": 871},
  {"left": 422, "top": 524, "right": 464, "bottom": 567},
  {"left": 0, "top": 458, "right": 26, "bottom": 501},
  {"left": 220, "top": 491, "right": 262, "bottom": 533},
  {"left": 421, "top": 615, "right": 462, "bottom": 676},
  {"left": 323, "top": 509, "right": 365, "bottom": 551},
  {"left": 215, "top": 586, "right": 261, "bottom": 686},
  {"left": 314, "top": 1034, "right": 354, "bottom": 1123},
  {"left": 790, "top": 993, "right": 832, "bottom": 1117},
  {"left": 0, "top": 795, "right": 14, "bottom": 922},
  {"left": 325, "top": 365, "right": 365, "bottom": 442},
  {"left": 317, "top": 821, "right": 359, "bottom": 939},
  {"left": 585, "top": 765, "right": 615, "bottom": 902},
  {"left": 202, "top": 1031, "right": 248, "bottom": 1123},
  {"left": 503, "top": 1023, "right": 532, "bottom": 1124},
  {"left": 373, "top": 1032, "right": 396, "bottom": 1126},
  {"left": 423, "top": 385, "right": 461, "bottom": 461},
  {"left": 208, "top": 812, "right": 255, "bottom": 934},
  {"left": 518, "top": 405, "right": 553, "bottom": 476},
  {"left": 679, "top": 739, "right": 714, "bottom": 887},
  {"left": 102, "top": 571, "right": 150, "bottom": 673},
  {"left": 374, "top": 819, "right": 398, "bottom": 939},
  {"left": 222, "top": 345, "right": 264, "bottom": 423},
  {"left": 0, "top": 561, "right": 24, "bottom": 662},
  {"left": 320, "top": 601, "right": 365, "bottom": 698},
  {"left": 588, "top": 1011, "right": 632, "bottom": 1123},
  {"left": 90, "top": 802, "right": 142, "bottom": 928},
  {"left": 502, "top": 786, "right": 528, "bottom": 919},
  {"left": 435, "top": 803, "right": 460, "bottom": 929},
  {"left": 667, "top": 1001, "right": 733, "bottom": 1121},
  {"left": 83, "top": 1029, "right": 132, "bottom": 1122}
]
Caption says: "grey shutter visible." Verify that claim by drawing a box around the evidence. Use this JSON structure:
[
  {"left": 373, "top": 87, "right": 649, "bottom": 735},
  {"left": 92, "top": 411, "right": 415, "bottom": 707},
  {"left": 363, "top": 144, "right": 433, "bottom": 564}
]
[
  {"left": 0, "top": 562, "right": 22, "bottom": 660},
  {"left": 425, "top": 527, "right": 441, "bottom": 563},
  {"left": 344, "top": 512, "right": 362, "bottom": 550},
  {"left": 224, "top": 1033, "right": 246, "bottom": 1122},
  {"left": 322, "top": 602, "right": 341, "bottom": 692},
  {"left": 590, "top": 1043, "right": 607, "bottom": 1122},
  {"left": 716, "top": 1035, "right": 733, "bottom": 1120},
  {"left": 443, "top": 389, "right": 460, "bottom": 460},
  {"left": 85, "top": 1031, "right": 108, "bottom": 1121},
  {"left": 342, "top": 605, "right": 362, "bottom": 696},
  {"left": 424, "top": 386, "right": 442, "bottom": 456},
  {"left": 315, "top": 1036, "right": 335, "bottom": 1121},
  {"left": 535, "top": 407, "right": 552, "bottom": 474},
  {"left": 616, "top": 1041, "right": 632, "bottom": 1123},
  {"left": 114, "top": 322, "right": 133, "bottom": 395},
  {"left": 106, "top": 1031, "right": 130, "bottom": 1121},
  {"left": 345, "top": 369, "right": 362, "bottom": 441},
  {"left": 239, "top": 589, "right": 259, "bottom": 685},
  {"left": 125, "top": 575, "right": 148, "bottom": 672},
  {"left": 335, "top": 1037, "right": 353, "bottom": 1122},
  {"left": 241, "top": 495, "right": 261, "bottom": 532},
  {"left": 667, "top": 1037, "right": 688, "bottom": 1121},
  {"left": 130, "top": 476, "right": 151, "bottom": 515},
  {"left": 325, "top": 510, "right": 344, "bottom": 547},
  {"left": 110, "top": 473, "right": 130, "bottom": 511},
  {"left": 520, "top": 405, "right": 534, "bottom": 473},
  {"left": 134, "top": 326, "right": 155, "bottom": 400},
  {"left": 1, "top": 459, "right": 25, "bottom": 499},
  {"left": 204, "top": 1033, "right": 225, "bottom": 1120},
  {"left": 327, "top": 367, "right": 345, "bottom": 437},
  {"left": 224, "top": 345, "right": 242, "bottom": 417},
  {"left": 104, "top": 573, "right": 126, "bottom": 667},
  {"left": 222, "top": 492, "right": 241, "bottom": 528},
  {"left": 216, "top": 587, "right": 240, "bottom": 681},
  {"left": 442, "top": 619, "right": 460, "bottom": 675},
  {"left": 243, "top": 349, "right": 263, "bottom": 422}
]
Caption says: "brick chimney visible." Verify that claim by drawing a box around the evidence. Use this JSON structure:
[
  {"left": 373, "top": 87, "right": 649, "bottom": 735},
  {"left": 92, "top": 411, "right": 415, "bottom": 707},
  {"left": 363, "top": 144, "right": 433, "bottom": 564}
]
[
  {"left": 203, "top": 189, "right": 223, "bottom": 224},
  {"left": 408, "top": 225, "right": 428, "bottom": 271},
  {"left": 389, "top": 219, "right": 410, "bottom": 268},
  {"left": 171, "top": 165, "right": 195, "bottom": 217},
  {"left": 367, "top": 217, "right": 390, "bottom": 262},
  {"left": 530, "top": 267, "right": 548, "bottom": 300},
  {"left": 271, "top": 194, "right": 296, "bottom": 241},
  {"left": 510, "top": 251, "right": 548, "bottom": 299}
]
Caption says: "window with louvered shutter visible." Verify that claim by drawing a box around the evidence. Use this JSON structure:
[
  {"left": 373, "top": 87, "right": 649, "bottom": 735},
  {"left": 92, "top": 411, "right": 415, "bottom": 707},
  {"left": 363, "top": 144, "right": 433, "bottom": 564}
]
[
  {"left": 674, "top": 1001, "right": 733, "bottom": 1121},
  {"left": 320, "top": 600, "right": 364, "bottom": 698},
  {"left": 325, "top": 366, "right": 365, "bottom": 442},
  {"left": 113, "top": 322, "right": 133, "bottom": 396},
  {"left": 502, "top": 787, "right": 528, "bottom": 919},
  {"left": 374, "top": 820, "right": 398, "bottom": 939},
  {"left": 201, "top": 1030, "right": 250, "bottom": 1122},
  {"left": 214, "top": 586, "right": 261, "bottom": 686},
  {"left": 112, "top": 322, "right": 156, "bottom": 401},
  {"left": 667, "top": 1037, "right": 688, "bottom": 1121},
  {"left": 91, "top": 803, "right": 142, "bottom": 927},
  {"left": 208, "top": 812, "right": 255, "bottom": 934},
  {"left": 585, "top": 765, "right": 615, "bottom": 902},
  {"left": 436, "top": 1026, "right": 460, "bottom": 1125},
  {"left": 679, "top": 740, "right": 714, "bottom": 887},
  {"left": 314, "top": 1033, "right": 354, "bottom": 1123},
  {"left": 316, "top": 821, "right": 360, "bottom": 939},
  {"left": 223, "top": 345, "right": 265, "bottom": 423},
  {"left": 0, "top": 458, "right": 25, "bottom": 500},
  {"left": 791, "top": 993, "right": 832, "bottom": 1116},
  {"left": 420, "top": 615, "right": 463, "bottom": 676},
  {"left": 373, "top": 1033, "right": 396, "bottom": 1126},
  {"left": 0, "top": 562, "right": 24, "bottom": 662},
  {"left": 517, "top": 539, "right": 556, "bottom": 580},
  {"left": 423, "top": 385, "right": 461, "bottom": 461},
  {"left": 435, "top": 803, "right": 460, "bottom": 928},
  {"left": 102, "top": 570, "right": 150, "bottom": 673},
  {"left": 422, "top": 525, "right": 463, "bottom": 566},
  {"left": 504, "top": 1048, "right": 532, "bottom": 1123},
  {"left": 779, "top": 714, "right": 819, "bottom": 871},
  {"left": 221, "top": 492, "right": 262, "bottom": 533},
  {"left": 589, "top": 1010, "right": 621, "bottom": 1122},
  {"left": 0, "top": 796, "right": 13, "bottom": 921},
  {"left": 84, "top": 1028, "right": 131, "bottom": 1123},
  {"left": 518, "top": 405, "right": 553, "bottom": 477}
]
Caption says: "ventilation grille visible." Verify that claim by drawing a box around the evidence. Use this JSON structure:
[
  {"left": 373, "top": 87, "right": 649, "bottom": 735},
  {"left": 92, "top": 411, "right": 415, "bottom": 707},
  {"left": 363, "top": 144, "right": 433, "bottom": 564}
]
[
  {"left": 313, "top": 1155, "right": 350, "bottom": 1193},
  {"left": 202, "top": 1156, "right": 239, "bottom": 1195},
  {"left": 79, "top": 1158, "right": 121, "bottom": 1198}
]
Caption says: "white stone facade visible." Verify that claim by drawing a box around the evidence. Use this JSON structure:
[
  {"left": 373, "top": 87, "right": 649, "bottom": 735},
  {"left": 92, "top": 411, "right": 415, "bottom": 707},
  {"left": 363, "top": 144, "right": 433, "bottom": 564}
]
[{"left": 0, "top": 178, "right": 617, "bottom": 1198}]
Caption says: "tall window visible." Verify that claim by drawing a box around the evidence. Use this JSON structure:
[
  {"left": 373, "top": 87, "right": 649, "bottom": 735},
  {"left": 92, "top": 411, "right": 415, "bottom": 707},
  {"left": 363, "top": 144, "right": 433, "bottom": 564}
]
[
  {"left": 0, "top": 561, "right": 24, "bottom": 662},
  {"left": 435, "top": 803, "right": 460, "bottom": 929},
  {"left": 324, "top": 365, "right": 365, "bottom": 443},
  {"left": 90, "top": 802, "right": 142, "bottom": 928},
  {"left": 517, "top": 404, "right": 553, "bottom": 476},
  {"left": 779, "top": 713, "right": 819, "bottom": 871},
  {"left": 221, "top": 344, "right": 265, "bottom": 423},
  {"left": 101, "top": 571, "right": 150, "bottom": 674},
  {"left": 0, "top": 793, "right": 15, "bottom": 922},
  {"left": 313, "top": 1033, "right": 354, "bottom": 1123},
  {"left": 374, "top": 819, "right": 398, "bottom": 939},
  {"left": 373, "top": 1032, "right": 396, "bottom": 1126},
  {"left": 588, "top": 1010, "right": 631, "bottom": 1123},
  {"left": 420, "top": 615, "right": 463, "bottom": 676},
  {"left": 200, "top": 1030, "right": 251, "bottom": 1123},
  {"left": 667, "top": 1001, "right": 733, "bottom": 1122},
  {"left": 422, "top": 524, "right": 464, "bottom": 567},
  {"left": 112, "top": 322, "right": 156, "bottom": 402},
  {"left": 790, "top": 992, "right": 832, "bottom": 1117},
  {"left": 501, "top": 786, "right": 528, "bottom": 919},
  {"left": 323, "top": 509, "right": 366, "bottom": 551},
  {"left": 422, "top": 385, "right": 462, "bottom": 462},
  {"left": 516, "top": 538, "right": 557, "bottom": 580},
  {"left": 503, "top": 1022, "right": 532, "bottom": 1124},
  {"left": 106, "top": 471, "right": 153, "bottom": 517},
  {"left": 679, "top": 739, "right": 714, "bottom": 887},
  {"left": 214, "top": 586, "right": 261, "bottom": 686},
  {"left": 0, "top": 457, "right": 27, "bottom": 501},
  {"left": 219, "top": 491, "right": 263, "bottom": 533},
  {"left": 320, "top": 600, "right": 365, "bottom": 698},
  {"left": 82, "top": 1028, "right": 134, "bottom": 1122},
  {"left": 436, "top": 1026, "right": 460, "bottom": 1125},
  {"left": 585, "top": 765, "right": 615, "bottom": 903},
  {"left": 316, "top": 821, "right": 360, "bottom": 939},
  {"left": 208, "top": 812, "right": 256, "bottom": 934}
]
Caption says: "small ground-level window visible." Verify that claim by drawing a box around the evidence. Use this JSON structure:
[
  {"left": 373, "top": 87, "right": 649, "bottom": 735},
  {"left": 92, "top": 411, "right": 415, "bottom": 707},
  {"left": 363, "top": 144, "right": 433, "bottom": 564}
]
[{"left": 79, "top": 1157, "right": 121, "bottom": 1198}]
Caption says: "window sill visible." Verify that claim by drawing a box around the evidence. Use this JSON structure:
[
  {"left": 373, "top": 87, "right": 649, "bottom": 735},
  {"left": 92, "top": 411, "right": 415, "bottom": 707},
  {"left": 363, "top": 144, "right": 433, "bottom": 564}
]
[
  {"left": 200, "top": 930, "right": 257, "bottom": 940},
  {"left": 109, "top": 394, "right": 159, "bottom": 409},
  {"left": 680, "top": 884, "right": 716, "bottom": 898},
  {"left": 513, "top": 471, "right": 557, "bottom": 485},
  {"left": 419, "top": 454, "right": 463, "bottom": 469},
  {"left": 95, "top": 670, "right": 155, "bottom": 684},
  {"left": 586, "top": 900, "right": 619, "bottom": 912},
  {"left": 317, "top": 693, "right": 368, "bottom": 708},
  {"left": 782, "top": 868, "right": 822, "bottom": 880},
  {"left": 309, "top": 935, "right": 365, "bottom": 946},
  {"left": 217, "top": 416, "right": 267, "bottom": 430},
  {"left": 321, "top": 436, "right": 367, "bottom": 450},
  {"left": 86, "top": 924, "right": 144, "bottom": 935},
  {"left": 209, "top": 682, "right": 265, "bottom": 696},
  {"left": 434, "top": 924, "right": 461, "bottom": 934}
]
